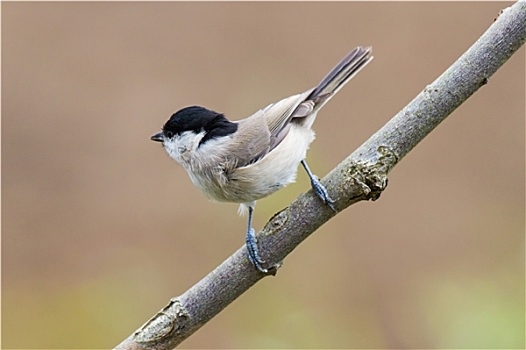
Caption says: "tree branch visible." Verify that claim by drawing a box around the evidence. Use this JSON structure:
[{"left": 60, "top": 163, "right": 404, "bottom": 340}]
[{"left": 115, "top": 2, "right": 526, "bottom": 349}]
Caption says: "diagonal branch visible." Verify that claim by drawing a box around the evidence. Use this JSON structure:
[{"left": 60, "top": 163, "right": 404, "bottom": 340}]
[{"left": 115, "top": 2, "right": 525, "bottom": 349}]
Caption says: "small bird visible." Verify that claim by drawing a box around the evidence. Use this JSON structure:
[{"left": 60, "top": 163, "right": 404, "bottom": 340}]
[{"left": 151, "top": 46, "right": 373, "bottom": 273}]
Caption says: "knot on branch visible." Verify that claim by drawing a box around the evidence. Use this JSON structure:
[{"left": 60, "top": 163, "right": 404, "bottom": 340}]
[
  {"left": 341, "top": 146, "right": 396, "bottom": 204},
  {"left": 133, "top": 298, "right": 189, "bottom": 345}
]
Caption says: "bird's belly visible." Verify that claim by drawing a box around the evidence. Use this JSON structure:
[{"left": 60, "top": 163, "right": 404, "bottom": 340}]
[
  {"left": 188, "top": 167, "right": 290, "bottom": 204},
  {"left": 187, "top": 125, "right": 315, "bottom": 204}
]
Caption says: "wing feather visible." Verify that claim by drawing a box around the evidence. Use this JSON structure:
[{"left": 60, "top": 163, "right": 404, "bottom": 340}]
[
  {"left": 230, "top": 90, "right": 312, "bottom": 167},
  {"left": 227, "top": 46, "right": 372, "bottom": 169}
]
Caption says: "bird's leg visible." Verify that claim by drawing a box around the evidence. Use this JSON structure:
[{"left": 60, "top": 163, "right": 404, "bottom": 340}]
[
  {"left": 301, "top": 159, "right": 336, "bottom": 212},
  {"left": 245, "top": 206, "right": 268, "bottom": 273}
]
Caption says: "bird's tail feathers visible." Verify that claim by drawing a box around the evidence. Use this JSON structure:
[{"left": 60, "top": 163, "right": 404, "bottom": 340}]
[{"left": 309, "top": 46, "right": 373, "bottom": 107}]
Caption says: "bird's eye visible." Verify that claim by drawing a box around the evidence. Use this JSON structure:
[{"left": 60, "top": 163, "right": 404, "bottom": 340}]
[{"left": 165, "top": 130, "right": 174, "bottom": 138}]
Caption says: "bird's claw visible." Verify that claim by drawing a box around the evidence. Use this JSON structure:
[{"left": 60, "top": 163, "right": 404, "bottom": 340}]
[
  {"left": 246, "top": 227, "right": 269, "bottom": 273},
  {"left": 310, "top": 176, "right": 337, "bottom": 212}
]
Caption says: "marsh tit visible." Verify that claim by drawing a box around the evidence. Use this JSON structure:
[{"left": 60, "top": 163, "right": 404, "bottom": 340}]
[{"left": 151, "top": 46, "right": 373, "bottom": 273}]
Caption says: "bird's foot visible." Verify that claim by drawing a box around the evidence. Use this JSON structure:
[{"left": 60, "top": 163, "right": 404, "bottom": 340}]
[
  {"left": 301, "top": 159, "right": 337, "bottom": 212},
  {"left": 246, "top": 227, "right": 269, "bottom": 273},
  {"left": 309, "top": 175, "right": 336, "bottom": 212}
]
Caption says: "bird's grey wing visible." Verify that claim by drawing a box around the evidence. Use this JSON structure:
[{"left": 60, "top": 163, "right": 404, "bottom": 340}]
[
  {"left": 231, "top": 91, "right": 312, "bottom": 167},
  {"left": 263, "top": 90, "right": 313, "bottom": 135},
  {"left": 260, "top": 89, "right": 315, "bottom": 150},
  {"left": 227, "top": 114, "right": 272, "bottom": 168}
]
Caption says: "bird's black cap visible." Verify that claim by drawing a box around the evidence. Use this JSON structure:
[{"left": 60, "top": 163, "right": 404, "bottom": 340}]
[{"left": 159, "top": 106, "right": 238, "bottom": 145}]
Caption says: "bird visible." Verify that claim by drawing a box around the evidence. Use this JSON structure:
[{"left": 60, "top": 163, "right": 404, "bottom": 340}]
[{"left": 151, "top": 46, "right": 373, "bottom": 273}]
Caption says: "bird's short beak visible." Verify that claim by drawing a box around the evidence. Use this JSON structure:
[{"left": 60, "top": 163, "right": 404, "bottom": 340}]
[{"left": 151, "top": 132, "right": 164, "bottom": 142}]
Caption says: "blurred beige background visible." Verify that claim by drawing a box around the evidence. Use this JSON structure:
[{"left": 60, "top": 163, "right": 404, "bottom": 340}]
[{"left": 2, "top": 2, "right": 524, "bottom": 349}]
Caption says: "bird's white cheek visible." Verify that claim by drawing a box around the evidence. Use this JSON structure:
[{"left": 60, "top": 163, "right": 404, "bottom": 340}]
[
  {"left": 163, "top": 132, "right": 203, "bottom": 166},
  {"left": 163, "top": 141, "right": 186, "bottom": 164}
]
